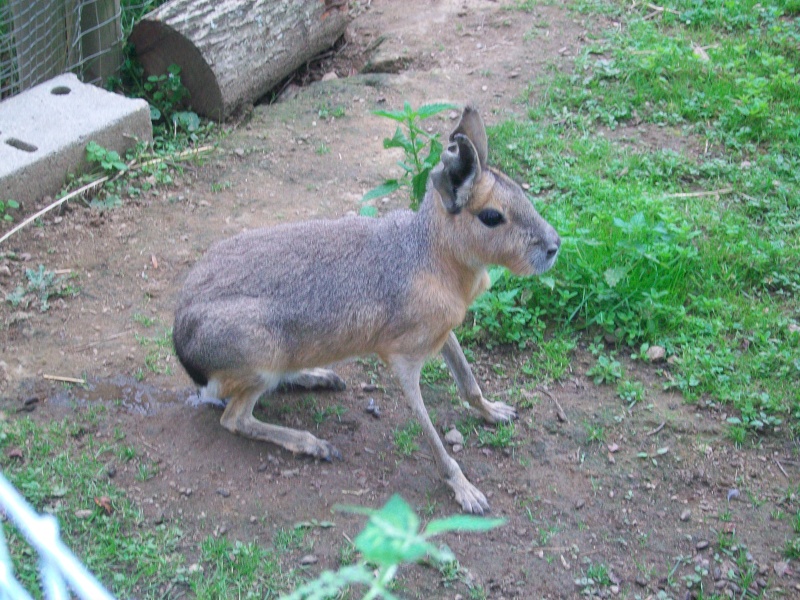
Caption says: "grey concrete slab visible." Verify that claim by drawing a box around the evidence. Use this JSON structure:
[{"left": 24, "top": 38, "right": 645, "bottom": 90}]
[{"left": 0, "top": 73, "right": 152, "bottom": 205}]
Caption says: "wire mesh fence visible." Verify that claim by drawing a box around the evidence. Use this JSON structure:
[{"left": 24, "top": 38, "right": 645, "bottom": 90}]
[{"left": 0, "top": 0, "right": 161, "bottom": 100}]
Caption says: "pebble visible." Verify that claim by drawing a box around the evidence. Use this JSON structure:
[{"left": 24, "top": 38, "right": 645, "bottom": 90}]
[
  {"left": 696, "top": 540, "right": 709, "bottom": 551},
  {"left": 444, "top": 428, "right": 464, "bottom": 445},
  {"left": 646, "top": 345, "right": 666, "bottom": 362},
  {"left": 216, "top": 488, "right": 231, "bottom": 498},
  {"left": 321, "top": 72, "right": 338, "bottom": 81},
  {"left": 574, "top": 499, "right": 585, "bottom": 510},
  {"left": 299, "top": 554, "right": 318, "bottom": 565},
  {"left": 365, "top": 398, "right": 381, "bottom": 418},
  {"left": 680, "top": 509, "right": 691, "bottom": 522},
  {"left": 452, "top": 444, "right": 463, "bottom": 453}
]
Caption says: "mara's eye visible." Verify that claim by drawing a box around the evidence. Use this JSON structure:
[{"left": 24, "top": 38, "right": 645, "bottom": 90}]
[{"left": 477, "top": 209, "right": 505, "bottom": 228}]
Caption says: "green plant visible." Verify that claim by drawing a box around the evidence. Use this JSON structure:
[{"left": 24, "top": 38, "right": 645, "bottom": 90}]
[
  {"left": 617, "top": 379, "right": 645, "bottom": 406},
  {"left": 282, "top": 494, "right": 504, "bottom": 600},
  {"left": 393, "top": 421, "right": 422, "bottom": 456},
  {"left": 587, "top": 354, "right": 623, "bottom": 385},
  {"left": 5, "top": 265, "right": 78, "bottom": 311},
  {"left": 363, "top": 102, "right": 456, "bottom": 211},
  {"left": 477, "top": 421, "right": 516, "bottom": 448},
  {"left": 0, "top": 199, "right": 20, "bottom": 222},
  {"left": 584, "top": 422, "right": 606, "bottom": 444}
]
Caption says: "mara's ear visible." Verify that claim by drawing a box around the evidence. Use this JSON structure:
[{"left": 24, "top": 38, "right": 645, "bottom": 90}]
[
  {"left": 450, "top": 105, "right": 488, "bottom": 170},
  {"left": 431, "top": 133, "right": 482, "bottom": 214}
]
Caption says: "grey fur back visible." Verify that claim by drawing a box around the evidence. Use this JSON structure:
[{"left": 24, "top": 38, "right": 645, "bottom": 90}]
[{"left": 174, "top": 207, "right": 432, "bottom": 383}]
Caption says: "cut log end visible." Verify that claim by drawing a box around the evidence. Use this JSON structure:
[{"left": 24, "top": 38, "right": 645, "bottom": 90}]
[
  {"left": 129, "top": 0, "right": 351, "bottom": 121},
  {"left": 130, "top": 21, "right": 224, "bottom": 120}
]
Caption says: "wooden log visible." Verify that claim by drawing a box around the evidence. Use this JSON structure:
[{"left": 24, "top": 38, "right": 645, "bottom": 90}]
[{"left": 129, "top": 0, "right": 350, "bottom": 121}]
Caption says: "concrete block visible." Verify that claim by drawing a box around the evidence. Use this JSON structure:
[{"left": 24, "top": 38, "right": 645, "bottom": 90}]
[{"left": 0, "top": 73, "right": 152, "bottom": 205}]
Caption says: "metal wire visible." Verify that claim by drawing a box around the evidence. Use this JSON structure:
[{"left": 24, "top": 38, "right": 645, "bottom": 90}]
[
  {"left": 0, "top": 473, "right": 116, "bottom": 599},
  {"left": 0, "top": 0, "right": 155, "bottom": 99}
]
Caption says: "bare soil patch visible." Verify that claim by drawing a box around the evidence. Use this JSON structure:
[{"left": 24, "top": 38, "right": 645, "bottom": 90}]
[{"left": 1, "top": 1, "right": 798, "bottom": 598}]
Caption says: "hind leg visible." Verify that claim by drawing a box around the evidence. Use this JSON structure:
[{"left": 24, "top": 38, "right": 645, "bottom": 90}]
[
  {"left": 280, "top": 368, "right": 346, "bottom": 391},
  {"left": 217, "top": 374, "right": 341, "bottom": 460}
]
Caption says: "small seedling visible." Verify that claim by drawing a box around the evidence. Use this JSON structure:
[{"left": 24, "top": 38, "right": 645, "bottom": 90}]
[
  {"left": 283, "top": 495, "right": 504, "bottom": 600},
  {"left": 363, "top": 101, "right": 456, "bottom": 210},
  {"left": 0, "top": 199, "right": 20, "bottom": 222},
  {"left": 587, "top": 354, "right": 623, "bottom": 385},
  {"left": 617, "top": 379, "right": 645, "bottom": 406}
]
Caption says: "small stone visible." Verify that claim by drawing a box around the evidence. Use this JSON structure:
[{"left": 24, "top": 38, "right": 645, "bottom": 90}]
[
  {"left": 680, "top": 509, "right": 691, "bottom": 522},
  {"left": 574, "top": 499, "right": 585, "bottom": 510},
  {"left": 756, "top": 578, "right": 767, "bottom": 588},
  {"left": 774, "top": 562, "right": 790, "bottom": 577},
  {"left": 216, "top": 488, "right": 231, "bottom": 498},
  {"left": 696, "top": 540, "right": 709, "bottom": 551},
  {"left": 321, "top": 71, "right": 338, "bottom": 81},
  {"left": 607, "top": 443, "right": 619, "bottom": 453},
  {"left": 234, "top": 148, "right": 245, "bottom": 157},
  {"left": 635, "top": 576, "right": 648, "bottom": 587},
  {"left": 646, "top": 345, "right": 666, "bottom": 363},
  {"left": 360, "top": 382, "right": 378, "bottom": 392},
  {"left": 75, "top": 509, "right": 93, "bottom": 519},
  {"left": 188, "top": 563, "right": 202, "bottom": 574},
  {"left": 444, "top": 428, "right": 464, "bottom": 446},
  {"left": 365, "top": 398, "right": 381, "bottom": 418},
  {"left": 299, "top": 554, "right": 318, "bottom": 565},
  {"left": 452, "top": 444, "right": 463, "bottom": 453},
  {"left": 481, "top": 85, "right": 488, "bottom": 92},
  {"left": 610, "top": 585, "right": 619, "bottom": 595}
]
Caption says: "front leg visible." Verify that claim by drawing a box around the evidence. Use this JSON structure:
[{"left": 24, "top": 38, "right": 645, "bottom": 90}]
[
  {"left": 441, "top": 331, "right": 517, "bottom": 424},
  {"left": 388, "top": 355, "right": 489, "bottom": 515}
]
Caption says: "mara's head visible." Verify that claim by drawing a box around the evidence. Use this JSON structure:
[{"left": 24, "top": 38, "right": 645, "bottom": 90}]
[{"left": 429, "top": 106, "right": 561, "bottom": 276}]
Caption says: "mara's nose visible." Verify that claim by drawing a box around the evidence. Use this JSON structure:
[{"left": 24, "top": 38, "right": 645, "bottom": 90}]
[{"left": 546, "top": 234, "right": 561, "bottom": 261}]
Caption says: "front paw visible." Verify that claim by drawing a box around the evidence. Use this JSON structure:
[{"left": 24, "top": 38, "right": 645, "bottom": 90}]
[
  {"left": 298, "top": 433, "right": 342, "bottom": 462},
  {"left": 447, "top": 471, "right": 490, "bottom": 515},
  {"left": 481, "top": 400, "right": 517, "bottom": 424}
]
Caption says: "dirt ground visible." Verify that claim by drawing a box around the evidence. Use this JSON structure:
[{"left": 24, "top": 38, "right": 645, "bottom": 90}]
[{"left": 1, "top": 1, "right": 799, "bottom": 598}]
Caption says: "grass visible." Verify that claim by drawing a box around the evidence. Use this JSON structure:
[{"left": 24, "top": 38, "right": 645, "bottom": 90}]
[
  {"left": 465, "top": 0, "right": 800, "bottom": 441},
  {"left": 393, "top": 420, "right": 423, "bottom": 456},
  {"left": 0, "top": 415, "right": 185, "bottom": 597},
  {"left": 0, "top": 413, "right": 301, "bottom": 598}
]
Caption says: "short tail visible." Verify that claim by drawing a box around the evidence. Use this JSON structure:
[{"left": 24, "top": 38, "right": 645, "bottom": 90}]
[{"left": 172, "top": 326, "right": 209, "bottom": 387}]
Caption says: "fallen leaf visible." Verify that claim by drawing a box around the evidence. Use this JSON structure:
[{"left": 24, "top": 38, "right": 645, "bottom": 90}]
[
  {"left": 607, "top": 443, "right": 620, "bottom": 453},
  {"left": 75, "top": 509, "right": 93, "bottom": 519},
  {"left": 6, "top": 447, "right": 23, "bottom": 460},
  {"left": 151, "top": 255, "right": 159, "bottom": 269},
  {"left": 692, "top": 44, "right": 710, "bottom": 62},
  {"left": 94, "top": 496, "right": 113, "bottom": 514}
]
